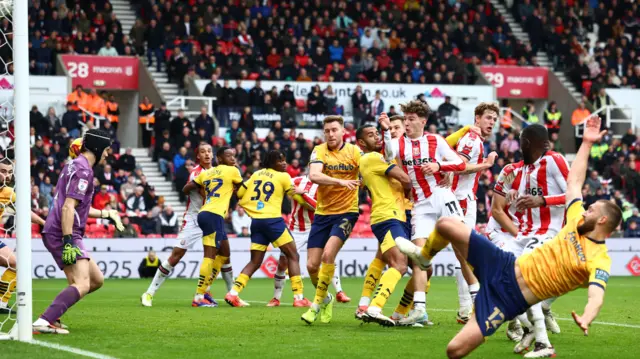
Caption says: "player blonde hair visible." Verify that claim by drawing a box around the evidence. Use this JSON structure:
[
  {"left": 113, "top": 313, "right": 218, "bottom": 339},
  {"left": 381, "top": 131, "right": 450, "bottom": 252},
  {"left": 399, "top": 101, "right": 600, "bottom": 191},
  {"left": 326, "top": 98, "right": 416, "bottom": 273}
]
[
  {"left": 474, "top": 102, "right": 500, "bottom": 118},
  {"left": 389, "top": 115, "right": 404, "bottom": 122},
  {"left": 323, "top": 115, "right": 344, "bottom": 127},
  {"left": 400, "top": 100, "right": 430, "bottom": 118}
]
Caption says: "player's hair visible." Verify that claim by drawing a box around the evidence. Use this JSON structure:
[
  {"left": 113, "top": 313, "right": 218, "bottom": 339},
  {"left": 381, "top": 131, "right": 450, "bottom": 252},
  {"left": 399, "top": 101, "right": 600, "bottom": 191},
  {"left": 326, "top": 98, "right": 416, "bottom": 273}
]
[
  {"left": 355, "top": 124, "right": 375, "bottom": 141},
  {"left": 263, "top": 150, "right": 284, "bottom": 169},
  {"left": 599, "top": 200, "right": 623, "bottom": 233},
  {"left": 389, "top": 115, "right": 404, "bottom": 122},
  {"left": 521, "top": 123, "right": 549, "bottom": 143},
  {"left": 0, "top": 157, "right": 13, "bottom": 167},
  {"left": 216, "top": 146, "right": 231, "bottom": 158},
  {"left": 400, "top": 100, "right": 430, "bottom": 118},
  {"left": 323, "top": 115, "right": 344, "bottom": 127},
  {"left": 474, "top": 102, "right": 500, "bottom": 118}
]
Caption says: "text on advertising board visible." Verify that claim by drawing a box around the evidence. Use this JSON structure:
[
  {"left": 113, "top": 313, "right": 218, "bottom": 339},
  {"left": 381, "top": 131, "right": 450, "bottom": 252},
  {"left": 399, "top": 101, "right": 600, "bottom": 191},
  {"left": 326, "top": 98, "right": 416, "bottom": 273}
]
[
  {"left": 480, "top": 65, "right": 548, "bottom": 99},
  {"left": 60, "top": 55, "right": 139, "bottom": 90}
]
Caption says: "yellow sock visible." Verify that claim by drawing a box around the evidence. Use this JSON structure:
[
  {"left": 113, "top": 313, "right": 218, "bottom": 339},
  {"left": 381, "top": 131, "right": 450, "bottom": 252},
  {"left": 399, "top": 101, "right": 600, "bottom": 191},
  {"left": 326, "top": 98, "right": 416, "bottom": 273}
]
[
  {"left": 394, "top": 288, "right": 414, "bottom": 316},
  {"left": 313, "top": 262, "right": 335, "bottom": 305},
  {"left": 196, "top": 258, "right": 215, "bottom": 295},
  {"left": 209, "top": 255, "right": 227, "bottom": 285},
  {"left": 361, "top": 258, "right": 385, "bottom": 298},
  {"left": 290, "top": 275, "right": 304, "bottom": 297},
  {"left": 420, "top": 229, "right": 450, "bottom": 261},
  {"left": 309, "top": 272, "right": 319, "bottom": 287},
  {"left": 370, "top": 268, "right": 402, "bottom": 309},
  {"left": 231, "top": 273, "right": 250, "bottom": 294},
  {"left": 425, "top": 277, "right": 431, "bottom": 294},
  {"left": 0, "top": 268, "right": 16, "bottom": 303}
]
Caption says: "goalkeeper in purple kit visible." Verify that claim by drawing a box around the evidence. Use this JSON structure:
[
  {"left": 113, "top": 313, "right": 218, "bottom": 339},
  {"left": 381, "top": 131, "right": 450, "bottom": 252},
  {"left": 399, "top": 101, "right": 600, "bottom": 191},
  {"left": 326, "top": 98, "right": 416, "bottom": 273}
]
[{"left": 33, "top": 129, "right": 123, "bottom": 334}]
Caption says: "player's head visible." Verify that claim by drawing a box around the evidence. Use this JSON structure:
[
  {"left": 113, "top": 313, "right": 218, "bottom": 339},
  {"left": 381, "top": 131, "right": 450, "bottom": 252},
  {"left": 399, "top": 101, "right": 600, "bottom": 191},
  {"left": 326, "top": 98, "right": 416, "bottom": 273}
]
[
  {"left": 400, "top": 100, "right": 429, "bottom": 138},
  {"left": 81, "top": 129, "right": 112, "bottom": 167},
  {"left": 474, "top": 102, "right": 499, "bottom": 137},
  {"left": 196, "top": 143, "right": 213, "bottom": 167},
  {"left": 216, "top": 146, "right": 236, "bottom": 166},
  {"left": 69, "top": 138, "right": 83, "bottom": 159},
  {"left": 263, "top": 150, "right": 287, "bottom": 172},
  {"left": 389, "top": 115, "right": 405, "bottom": 139},
  {"left": 578, "top": 200, "right": 622, "bottom": 237},
  {"left": 520, "top": 124, "right": 549, "bottom": 164},
  {"left": 355, "top": 124, "right": 382, "bottom": 153},
  {"left": 322, "top": 116, "right": 345, "bottom": 150},
  {"left": 0, "top": 158, "right": 13, "bottom": 187}
]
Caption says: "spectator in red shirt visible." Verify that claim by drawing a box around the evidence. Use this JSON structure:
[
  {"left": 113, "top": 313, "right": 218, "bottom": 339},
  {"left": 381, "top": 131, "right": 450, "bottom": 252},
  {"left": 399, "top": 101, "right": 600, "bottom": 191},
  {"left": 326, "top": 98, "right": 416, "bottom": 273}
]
[
  {"left": 343, "top": 122, "right": 357, "bottom": 143},
  {"left": 286, "top": 159, "right": 302, "bottom": 178},
  {"left": 295, "top": 47, "right": 309, "bottom": 67},
  {"left": 93, "top": 185, "right": 112, "bottom": 210}
]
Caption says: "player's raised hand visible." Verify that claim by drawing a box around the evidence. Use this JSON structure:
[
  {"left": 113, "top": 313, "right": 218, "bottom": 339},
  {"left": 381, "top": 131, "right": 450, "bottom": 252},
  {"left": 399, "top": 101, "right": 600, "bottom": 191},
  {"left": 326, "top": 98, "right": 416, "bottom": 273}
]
[
  {"left": 437, "top": 172, "right": 453, "bottom": 188},
  {"left": 486, "top": 151, "right": 498, "bottom": 165},
  {"left": 515, "top": 195, "right": 545, "bottom": 211},
  {"left": 421, "top": 163, "right": 440, "bottom": 176},
  {"left": 339, "top": 179, "right": 360, "bottom": 190},
  {"left": 582, "top": 114, "right": 607, "bottom": 144},
  {"left": 507, "top": 189, "right": 519, "bottom": 203},
  {"left": 294, "top": 184, "right": 307, "bottom": 195},
  {"left": 378, "top": 112, "right": 390, "bottom": 131},
  {"left": 572, "top": 311, "right": 589, "bottom": 336},
  {"left": 468, "top": 125, "right": 482, "bottom": 136}
]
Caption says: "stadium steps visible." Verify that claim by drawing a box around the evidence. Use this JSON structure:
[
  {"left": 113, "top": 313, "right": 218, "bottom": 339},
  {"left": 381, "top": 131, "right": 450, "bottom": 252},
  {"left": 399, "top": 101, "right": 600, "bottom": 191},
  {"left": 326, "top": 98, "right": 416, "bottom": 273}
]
[
  {"left": 111, "top": 0, "right": 137, "bottom": 35},
  {"left": 129, "top": 148, "right": 186, "bottom": 216},
  {"left": 142, "top": 57, "right": 182, "bottom": 109}
]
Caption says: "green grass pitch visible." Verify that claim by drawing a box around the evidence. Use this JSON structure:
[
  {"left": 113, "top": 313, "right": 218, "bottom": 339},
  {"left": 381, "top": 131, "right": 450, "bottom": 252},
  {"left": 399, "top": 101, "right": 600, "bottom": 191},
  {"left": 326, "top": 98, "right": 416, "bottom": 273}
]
[{"left": 2, "top": 277, "right": 640, "bottom": 358}]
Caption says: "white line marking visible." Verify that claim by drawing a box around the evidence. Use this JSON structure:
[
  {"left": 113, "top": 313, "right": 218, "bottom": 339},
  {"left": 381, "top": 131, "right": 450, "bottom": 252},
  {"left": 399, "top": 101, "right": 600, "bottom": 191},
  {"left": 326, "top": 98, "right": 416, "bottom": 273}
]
[
  {"left": 30, "top": 339, "right": 118, "bottom": 359},
  {"left": 555, "top": 318, "right": 640, "bottom": 329}
]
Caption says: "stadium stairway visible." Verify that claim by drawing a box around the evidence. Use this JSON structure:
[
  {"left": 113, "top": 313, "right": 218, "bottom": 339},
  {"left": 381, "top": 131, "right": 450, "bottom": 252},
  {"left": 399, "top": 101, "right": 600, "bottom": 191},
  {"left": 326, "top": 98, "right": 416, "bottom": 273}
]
[
  {"left": 141, "top": 57, "right": 181, "bottom": 112},
  {"left": 110, "top": 0, "right": 137, "bottom": 35},
  {"left": 492, "top": 1, "right": 583, "bottom": 101},
  {"left": 130, "top": 148, "right": 186, "bottom": 217}
]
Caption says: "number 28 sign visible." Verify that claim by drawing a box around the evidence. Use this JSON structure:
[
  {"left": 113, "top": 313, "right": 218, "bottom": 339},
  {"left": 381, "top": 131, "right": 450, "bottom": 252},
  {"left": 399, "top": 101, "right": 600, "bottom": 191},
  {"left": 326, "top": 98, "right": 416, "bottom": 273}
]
[{"left": 60, "top": 55, "right": 139, "bottom": 90}]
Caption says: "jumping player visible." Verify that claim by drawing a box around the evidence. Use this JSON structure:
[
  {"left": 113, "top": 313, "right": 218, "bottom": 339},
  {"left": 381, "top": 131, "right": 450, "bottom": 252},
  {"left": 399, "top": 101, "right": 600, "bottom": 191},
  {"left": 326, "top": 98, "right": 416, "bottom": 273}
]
[
  {"left": 301, "top": 116, "right": 361, "bottom": 325},
  {"left": 412, "top": 114, "right": 617, "bottom": 358},
  {"left": 33, "top": 129, "right": 122, "bottom": 334},
  {"left": 225, "top": 151, "right": 308, "bottom": 307}
]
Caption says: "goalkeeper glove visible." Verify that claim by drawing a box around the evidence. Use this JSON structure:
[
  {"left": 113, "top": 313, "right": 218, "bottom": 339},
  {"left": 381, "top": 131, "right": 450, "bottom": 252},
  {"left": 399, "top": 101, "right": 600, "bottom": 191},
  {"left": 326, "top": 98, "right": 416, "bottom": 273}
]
[
  {"left": 102, "top": 210, "right": 124, "bottom": 231},
  {"left": 62, "top": 235, "right": 83, "bottom": 265}
]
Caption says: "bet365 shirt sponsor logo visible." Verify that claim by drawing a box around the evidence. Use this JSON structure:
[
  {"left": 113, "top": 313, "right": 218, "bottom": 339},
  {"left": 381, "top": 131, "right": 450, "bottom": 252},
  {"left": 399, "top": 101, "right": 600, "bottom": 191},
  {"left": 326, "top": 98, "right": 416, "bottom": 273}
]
[{"left": 402, "top": 157, "right": 436, "bottom": 166}]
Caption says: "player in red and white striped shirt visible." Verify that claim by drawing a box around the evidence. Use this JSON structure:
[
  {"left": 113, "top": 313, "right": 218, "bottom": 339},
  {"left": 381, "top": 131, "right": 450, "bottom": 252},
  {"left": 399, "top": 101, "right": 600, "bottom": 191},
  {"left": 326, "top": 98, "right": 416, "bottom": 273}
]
[
  {"left": 267, "top": 175, "right": 348, "bottom": 306},
  {"left": 449, "top": 103, "right": 499, "bottom": 324},
  {"left": 510, "top": 124, "right": 569, "bottom": 357},
  {"left": 380, "top": 100, "right": 468, "bottom": 325}
]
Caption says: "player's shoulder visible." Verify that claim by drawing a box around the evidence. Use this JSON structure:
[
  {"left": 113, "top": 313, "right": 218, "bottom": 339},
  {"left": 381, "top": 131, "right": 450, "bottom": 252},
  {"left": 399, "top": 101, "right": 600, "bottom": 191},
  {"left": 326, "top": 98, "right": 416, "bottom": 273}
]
[{"left": 543, "top": 151, "right": 568, "bottom": 164}]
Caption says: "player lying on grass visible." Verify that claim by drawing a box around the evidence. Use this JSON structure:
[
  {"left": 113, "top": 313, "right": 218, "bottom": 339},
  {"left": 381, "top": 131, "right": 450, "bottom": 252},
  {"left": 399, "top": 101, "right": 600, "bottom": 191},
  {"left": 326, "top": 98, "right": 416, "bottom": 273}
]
[
  {"left": 398, "top": 115, "right": 618, "bottom": 358},
  {"left": 225, "top": 150, "right": 311, "bottom": 307},
  {"left": 34, "top": 130, "right": 124, "bottom": 334}
]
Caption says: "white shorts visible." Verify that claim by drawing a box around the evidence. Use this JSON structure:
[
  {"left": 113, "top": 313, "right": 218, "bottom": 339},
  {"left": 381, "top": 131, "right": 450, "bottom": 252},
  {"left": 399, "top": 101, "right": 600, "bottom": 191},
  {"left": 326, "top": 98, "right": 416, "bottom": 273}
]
[
  {"left": 411, "top": 188, "right": 464, "bottom": 240},
  {"left": 487, "top": 230, "right": 519, "bottom": 254},
  {"left": 174, "top": 216, "right": 203, "bottom": 250},
  {"left": 291, "top": 230, "right": 309, "bottom": 251},
  {"left": 458, "top": 198, "right": 477, "bottom": 229},
  {"left": 513, "top": 232, "right": 556, "bottom": 257}
]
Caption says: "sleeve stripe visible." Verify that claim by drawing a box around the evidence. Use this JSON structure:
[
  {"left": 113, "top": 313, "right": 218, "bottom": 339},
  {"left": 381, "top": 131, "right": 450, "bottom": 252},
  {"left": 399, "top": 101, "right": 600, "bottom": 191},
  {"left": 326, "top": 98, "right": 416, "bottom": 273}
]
[
  {"left": 458, "top": 152, "right": 471, "bottom": 160},
  {"left": 589, "top": 282, "right": 606, "bottom": 291},
  {"left": 310, "top": 160, "right": 324, "bottom": 164},
  {"left": 385, "top": 164, "right": 397, "bottom": 175},
  {"left": 241, "top": 183, "right": 247, "bottom": 189},
  {"left": 494, "top": 188, "right": 507, "bottom": 197}
]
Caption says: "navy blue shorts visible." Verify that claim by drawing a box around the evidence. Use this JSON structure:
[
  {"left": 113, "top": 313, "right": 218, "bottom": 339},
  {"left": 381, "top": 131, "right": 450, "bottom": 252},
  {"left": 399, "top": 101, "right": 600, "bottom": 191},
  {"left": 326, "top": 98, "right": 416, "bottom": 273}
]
[
  {"left": 308, "top": 213, "right": 359, "bottom": 249},
  {"left": 404, "top": 210, "right": 412, "bottom": 238},
  {"left": 250, "top": 218, "right": 294, "bottom": 251},
  {"left": 197, "top": 211, "right": 228, "bottom": 248},
  {"left": 0, "top": 240, "right": 5, "bottom": 250},
  {"left": 371, "top": 219, "right": 406, "bottom": 254},
  {"left": 467, "top": 230, "right": 529, "bottom": 337}
]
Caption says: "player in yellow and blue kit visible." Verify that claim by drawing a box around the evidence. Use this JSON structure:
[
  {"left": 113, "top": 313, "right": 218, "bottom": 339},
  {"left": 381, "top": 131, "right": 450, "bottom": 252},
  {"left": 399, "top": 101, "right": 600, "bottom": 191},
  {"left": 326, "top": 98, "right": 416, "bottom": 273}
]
[
  {"left": 398, "top": 115, "right": 619, "bottom": 358},
  {"left": 353, "top": 125, "right": 413, "bottom": 326},
  {"left": 182, "top": 146, "right": 243, "bottom": 307},
  {"left": 225, "top": 150, "right": 310, "bottom": 307},
  {"left": 301, "top": 116, "right": 362, "bottom": 325}
]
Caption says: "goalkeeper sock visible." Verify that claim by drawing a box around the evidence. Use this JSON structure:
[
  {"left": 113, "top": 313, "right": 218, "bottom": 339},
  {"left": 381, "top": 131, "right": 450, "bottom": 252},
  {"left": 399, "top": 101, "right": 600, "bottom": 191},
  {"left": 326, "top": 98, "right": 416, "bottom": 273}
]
[
  {"left": 273, "top": 269, "right": 286, "bottom": 300},
  {"left": 332, "top": 273, "right": 343, "bottom": 293},
  {"left": 420, "top": 229, "right": 450, "bottom": 261},
  {"left": 147, "top": 261, "right": 173, "bottom": 295},
  {"left": 230, "top": 273, "right": 250, "bottom": 296},
  {"left": 0, "top": 268, "right": 16, "bottom": 305},
  {"left": 370, "top": 268, "right": 402, "bottom": 310},
  {"left": 312, "top": 262, "right": 335, "bottom": 306},
  {"left": 196, "top": 258, "right": 215, "bottom": 296},
  {"left": 41, "top": 286, "right": 81, "bottom": 324},
  {"left": 393, "top": 289, "right": 414, "bottom": 317},
  {"left": 359, "top": 258, "right": 385, "bottom": 307},
  {"left": 290, "top": 275, "right": 304, "bottom": 300},
  {"left": 221, "top": 263, "right": 234, "bottom": 292}
]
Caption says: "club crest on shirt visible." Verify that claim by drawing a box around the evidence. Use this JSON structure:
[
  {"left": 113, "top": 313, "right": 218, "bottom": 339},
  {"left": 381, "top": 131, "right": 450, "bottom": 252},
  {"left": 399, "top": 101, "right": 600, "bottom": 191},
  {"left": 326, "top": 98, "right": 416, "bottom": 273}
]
[
  {"left": 412, "top": 146, "right": 420, "bottom": 157},
  {"left": 77, "top": 179, "right": 88, "bottom": 193}
]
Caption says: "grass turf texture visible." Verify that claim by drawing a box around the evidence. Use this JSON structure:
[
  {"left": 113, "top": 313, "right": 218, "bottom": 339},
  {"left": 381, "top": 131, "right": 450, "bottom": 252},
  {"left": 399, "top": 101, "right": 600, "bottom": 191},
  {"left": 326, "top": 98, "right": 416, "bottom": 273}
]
[{"left": 2, "top": 277, "right": 639, "bottom": 358}]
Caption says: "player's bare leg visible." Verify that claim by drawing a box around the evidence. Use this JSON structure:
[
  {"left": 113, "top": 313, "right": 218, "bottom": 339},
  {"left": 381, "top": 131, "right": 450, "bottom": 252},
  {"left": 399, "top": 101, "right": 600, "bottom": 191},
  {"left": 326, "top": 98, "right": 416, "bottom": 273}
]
[
  {"left": 225, "top": 250, "right": 266, "bottom": 307},
  {"left": 142, "top": 247, "right": 186, "bottom": 307},
  {"left": 446, "top": 314, "right": 485, "bottom": 359},
  {"left": 302, "top": 236, "right": 343, "bottom": 324},
  {"left": 0, "top": 246, "right": 16, "bottom": 313},
  {"left": 306, "top": 247, "right": 323, "bottom": 288},
  {"left": 362, "top": 246, "right": 407, "bottom": 326},
  {"left": 356, "top": 248, "right": 384, "bottom": 318},
  {"left": 279, "top": 242, "right": 309, "bottom": 307}
]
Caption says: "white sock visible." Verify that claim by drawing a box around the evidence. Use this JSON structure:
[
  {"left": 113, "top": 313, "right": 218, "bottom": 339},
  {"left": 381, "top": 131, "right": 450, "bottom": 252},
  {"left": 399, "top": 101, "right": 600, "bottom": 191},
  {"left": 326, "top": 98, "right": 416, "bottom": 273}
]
[
  {"left": 468, "top": 282, "right": 480, "bottom": 303},
  {"left": 542, "top": 297, "right": 556, "bottom": 312},
  {"left": 358, "top": 296, "right": 371, "bottom": 307},
  {"left": 413, "top": 291, "right": 426, "bottom": 309},
  {"left": 33, "top": 318, "right": 50, "bottom": 326},
  {"left": 311, "top": 303, "right": 320, "bottom": 311},
  {"left": 147, "top": 260, "right": 173, "bottom": 295},
  {"left": 517, "top": 313, "right": 533, "bottom": 329},
  {"left": 194, "top": 293, "right": 204, "bottom": 301},
  {"left": 332, "top": 274, "right": 343, "bottom": 293},
  {"left": 273, "top": 269, "right": 286, "bottom": 300},
  {"left": 222, "top": 264, "right": 234, "bottom": 292},
  {"left": 229, "top": 289, "right": 239, "bottom": 296},
  {"left": 455, "top": 266, "right": 471, "bottom": 311},
  {"left": 322, "top": 292, "right": 333, "bottom": 304},
  {"left": 294, "top": 293, "right": 303, "bottom": 300},
  {"left": 530, "top": 304, "right": 551, "bottom": 346}
]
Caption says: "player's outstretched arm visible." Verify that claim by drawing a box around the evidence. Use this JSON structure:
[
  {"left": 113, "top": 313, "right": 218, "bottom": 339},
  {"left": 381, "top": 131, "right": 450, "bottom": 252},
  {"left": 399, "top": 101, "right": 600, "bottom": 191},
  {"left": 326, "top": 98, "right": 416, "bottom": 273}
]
[
  {"left": 386, "top": 165, "right": 412, "bottom": 190},
  {"left": 566, "top": 115, "right": 606, "bottom": 205},
  {"left": 456, "top": 151, "right": 498, "bottom": 175},
  {"left": 379, "top": 113, "right": 399, "bottom": 162},
  {"left": 31, "top": 211, "right": 45, "bottom": 226},
  {"left": 572, "top": 285, "right": 605, "bottom": 336}
]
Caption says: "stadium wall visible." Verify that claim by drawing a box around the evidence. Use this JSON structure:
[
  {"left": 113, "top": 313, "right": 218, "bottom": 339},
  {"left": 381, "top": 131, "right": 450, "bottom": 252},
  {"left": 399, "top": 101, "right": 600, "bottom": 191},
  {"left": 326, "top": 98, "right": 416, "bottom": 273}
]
[
  {"left": 0, "top": 75, "right": 69, "bottom": 116},
  {"left": 6, "top": 238, "right": 640, "bottom": 279}
]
